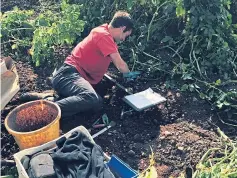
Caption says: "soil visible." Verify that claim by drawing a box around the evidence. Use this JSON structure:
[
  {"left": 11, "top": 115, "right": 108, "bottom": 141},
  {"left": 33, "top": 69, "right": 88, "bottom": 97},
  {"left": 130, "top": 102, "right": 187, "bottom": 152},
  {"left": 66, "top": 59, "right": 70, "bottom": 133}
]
[
  {"left": 1, "top": 60, "right": 237, "bottom": 177},
  {"left": 15, "top": 103, "right": 58, "bottom": 132}
]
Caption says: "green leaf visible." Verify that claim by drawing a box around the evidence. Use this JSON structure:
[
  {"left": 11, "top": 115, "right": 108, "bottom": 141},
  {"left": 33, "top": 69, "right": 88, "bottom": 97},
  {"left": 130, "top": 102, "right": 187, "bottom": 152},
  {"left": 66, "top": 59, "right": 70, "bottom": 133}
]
[
  {"left": 181, "top": 84, "right": 189, "bottom": 91},
  {"left": 127, "top": 0, "right": 134, "bottom": 10},
  {"left": 141, "top": 166, "right": 157, "bottom": 178},
  {"left": 217, "top": 102, "right": 223, "bottom": 109},
  {"left": 182, "top": 73, "right": 193, "bottom": 80},
  {"left": 223, "top": 101, "right": 230, "bottom": 106},
  {"left": 11, "top": 44, "right": 17, "bottom": 49},
  {"left": 189, "top": 84, "right": 194, "bottom": 92},
  {"left": 22, "top": 22, "right": 33, "bottom": 28},
  {"left": 38, "top": 18, "right": 49, "bottom": 26},
  {"left": 215, "top": 79, "right": 221, "bottom": 86},
  {"left": 140, "top": 0, "right": 146, "bottom": 5},
  {"left": 194, "top": 84, "right": 200, "bottom": 89},
  {"left": 161, "top": 36, "right": 172, "bottom": 43},
  {"left": 199, "top": 93, "right": 206, "bottom": 99},
  {"left": 176, "top": 0, "right": 185, "bottom": 17},
  {"left": 35, "top": 59, "right": 40, "bottom": 66}
]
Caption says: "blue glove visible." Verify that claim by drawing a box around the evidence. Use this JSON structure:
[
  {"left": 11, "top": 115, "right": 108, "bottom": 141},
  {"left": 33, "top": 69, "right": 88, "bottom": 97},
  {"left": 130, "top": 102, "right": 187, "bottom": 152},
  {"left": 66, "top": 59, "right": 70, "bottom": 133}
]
[{"left": 123, "top": 71, "right": 141, "bottom": 81}]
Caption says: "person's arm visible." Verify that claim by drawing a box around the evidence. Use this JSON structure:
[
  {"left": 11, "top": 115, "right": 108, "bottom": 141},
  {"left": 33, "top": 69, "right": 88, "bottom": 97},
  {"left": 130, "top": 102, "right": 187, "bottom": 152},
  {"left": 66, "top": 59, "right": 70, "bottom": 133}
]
[{"left": 110, "top": 52, "right": 130, "bottom": 73}]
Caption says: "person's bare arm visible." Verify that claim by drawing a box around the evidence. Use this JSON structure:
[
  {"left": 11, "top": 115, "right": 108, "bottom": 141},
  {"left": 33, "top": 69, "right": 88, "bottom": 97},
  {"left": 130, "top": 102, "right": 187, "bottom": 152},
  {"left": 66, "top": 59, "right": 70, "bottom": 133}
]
[{"left": 110, "top": 52, "right": 130, "bottom": 73}]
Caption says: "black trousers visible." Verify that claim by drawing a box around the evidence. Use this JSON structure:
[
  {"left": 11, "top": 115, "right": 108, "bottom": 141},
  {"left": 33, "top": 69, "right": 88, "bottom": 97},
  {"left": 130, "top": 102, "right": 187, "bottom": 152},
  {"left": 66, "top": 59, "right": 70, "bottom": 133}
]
[{"left": 52, "top": 64, "right": 103, "bottom": 118}]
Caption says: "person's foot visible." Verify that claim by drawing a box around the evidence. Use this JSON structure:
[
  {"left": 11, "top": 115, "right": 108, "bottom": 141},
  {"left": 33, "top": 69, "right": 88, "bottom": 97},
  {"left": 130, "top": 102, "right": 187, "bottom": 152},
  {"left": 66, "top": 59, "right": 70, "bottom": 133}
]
[{"left": 19, "top": 91, "right": 55, "bottom": 102}]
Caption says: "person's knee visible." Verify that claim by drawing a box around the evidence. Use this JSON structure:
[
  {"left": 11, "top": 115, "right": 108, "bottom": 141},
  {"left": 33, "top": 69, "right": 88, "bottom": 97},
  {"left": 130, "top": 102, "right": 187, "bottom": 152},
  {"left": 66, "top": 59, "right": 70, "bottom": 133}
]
[{"left": 90, "top": 94, "right": 103, "bottom": 110}]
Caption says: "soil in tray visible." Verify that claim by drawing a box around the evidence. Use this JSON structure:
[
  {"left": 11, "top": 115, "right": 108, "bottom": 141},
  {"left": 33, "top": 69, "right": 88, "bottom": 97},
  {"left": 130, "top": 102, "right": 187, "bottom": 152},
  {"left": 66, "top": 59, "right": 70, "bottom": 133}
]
[{"left": 15, "top": 103, "right": 57, "bottom": 132}]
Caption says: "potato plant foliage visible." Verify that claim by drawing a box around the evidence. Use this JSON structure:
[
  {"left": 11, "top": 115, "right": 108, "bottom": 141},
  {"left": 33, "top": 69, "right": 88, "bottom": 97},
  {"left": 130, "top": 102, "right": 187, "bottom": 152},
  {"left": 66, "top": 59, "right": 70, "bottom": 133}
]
[
  {"left": 1, "top": 0, "right": 237, "bottom": 122},
  {"left": 1, "top": 0, "right": 85, "bottom": 66}
]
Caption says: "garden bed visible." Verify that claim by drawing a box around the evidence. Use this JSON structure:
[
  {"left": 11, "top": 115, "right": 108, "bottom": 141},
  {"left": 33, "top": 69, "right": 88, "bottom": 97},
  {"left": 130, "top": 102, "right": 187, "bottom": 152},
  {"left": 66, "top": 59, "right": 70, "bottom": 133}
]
[
  {"left": 1, "top": 61, "right": 236, "bottom": 177},
  {"left": 1, "top": 0, "right": 236, "bottom": 177}
]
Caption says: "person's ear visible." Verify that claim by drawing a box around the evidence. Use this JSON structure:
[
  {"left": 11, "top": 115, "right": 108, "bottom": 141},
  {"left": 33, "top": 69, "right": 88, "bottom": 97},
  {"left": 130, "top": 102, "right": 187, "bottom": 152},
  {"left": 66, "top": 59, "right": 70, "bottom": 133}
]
[{"left": 121, "top": 26, "right": 126, "bottom": 32}]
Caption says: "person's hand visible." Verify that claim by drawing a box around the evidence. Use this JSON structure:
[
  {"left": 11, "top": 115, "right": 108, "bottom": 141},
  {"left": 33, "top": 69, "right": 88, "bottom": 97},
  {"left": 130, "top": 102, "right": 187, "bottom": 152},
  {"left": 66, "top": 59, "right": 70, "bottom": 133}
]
[{"left": 123, "top": 71, "right": 141, "bottom": 81}]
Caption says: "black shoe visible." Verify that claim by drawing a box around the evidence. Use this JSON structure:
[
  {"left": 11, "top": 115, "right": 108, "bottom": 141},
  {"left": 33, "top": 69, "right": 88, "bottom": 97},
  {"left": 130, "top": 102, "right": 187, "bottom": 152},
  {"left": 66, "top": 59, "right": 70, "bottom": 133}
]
[{"left": 19, "top": 91, "right": 55, "bottom": 102}]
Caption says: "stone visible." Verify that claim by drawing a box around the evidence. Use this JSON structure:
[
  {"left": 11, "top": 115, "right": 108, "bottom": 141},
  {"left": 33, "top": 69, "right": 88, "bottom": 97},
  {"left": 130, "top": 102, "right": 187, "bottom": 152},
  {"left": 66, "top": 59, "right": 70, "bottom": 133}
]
[
  {"left": 128, "top": 150, "right": 136, "bottom": 157},
  {"left": 28, "top": 154, "right": 55, "bottom": 178},
  {"left": 134, "top": 134, "right": 140, "bottom": 141}
]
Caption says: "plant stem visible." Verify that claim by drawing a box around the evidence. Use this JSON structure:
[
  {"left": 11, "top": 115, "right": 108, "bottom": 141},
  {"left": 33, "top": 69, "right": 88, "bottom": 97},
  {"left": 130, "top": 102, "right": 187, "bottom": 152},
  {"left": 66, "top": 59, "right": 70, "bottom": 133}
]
[
  {"left": 193, "top": 50, "right": 202, "bottom": 77},
  {"left": 217, "top": 112, "right": 237, "bottom": 127},
  {"left": 131, "top": 48, "right": 136, "bottom": 71},
  {"left": 214, "top": 148, "right": 236, "bottom": 167},
  {"left": 160, "top": 45, "right": 182, "bottom": 61},
  {"left": 142, "top": 51, "right": 161, "bottom": 61},
  {"left": 199, "top": 148, "right": 220, "bottom": 165},
  {"left": 135, "top": 61, "right": 171, "bottom": 74},
  {"left": 195, "top": 78, "right": 224, "bottom": 94},
  {"left": 172, "top": 39, "right": 187, "bottom": 58},
  {"left": 1, "top": 40, "right": 18, "bottom": 44},
  {"left": 134, "top": 43, "right": 161, "bottom": 62},
  {"left": 220, "top": 80, "right": 237, "bottom": 86},
  {"left": 233, "top": 69, "right": 237, "bottom": 77},
  {"left": 9, "top": 28, "right": 33, "bottom": 31},
  {"left": 147, "top": 1, "right": 171, "bottom": 42},
  {"left": 227, "top": 172, "right": 237, "bottom": 177},
  {"left": 189, "top": 37, "right": 194, "bottom": 64}
]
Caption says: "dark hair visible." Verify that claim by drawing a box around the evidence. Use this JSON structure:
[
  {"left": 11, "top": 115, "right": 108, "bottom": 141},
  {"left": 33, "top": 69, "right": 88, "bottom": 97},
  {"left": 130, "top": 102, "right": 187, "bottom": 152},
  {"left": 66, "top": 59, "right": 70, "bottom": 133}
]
[{"left": 110, "top": 11, "right": 134, "bottom": 32}]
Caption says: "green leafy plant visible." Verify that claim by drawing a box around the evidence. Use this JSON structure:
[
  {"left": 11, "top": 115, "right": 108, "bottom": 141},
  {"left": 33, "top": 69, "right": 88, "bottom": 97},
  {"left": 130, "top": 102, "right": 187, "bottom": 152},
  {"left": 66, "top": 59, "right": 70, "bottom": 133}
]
[
  {"left": 30, "top": 0, "right": 85, "bottom": 66},
  {"left": 0, "top": 7, "right": 34, "bottom": 58},
  {"left": 193, "top": 128, "right": 237, "bottom": 178},
  {"left": 1, "top": 0, "right": 85, "bottom": 66}
]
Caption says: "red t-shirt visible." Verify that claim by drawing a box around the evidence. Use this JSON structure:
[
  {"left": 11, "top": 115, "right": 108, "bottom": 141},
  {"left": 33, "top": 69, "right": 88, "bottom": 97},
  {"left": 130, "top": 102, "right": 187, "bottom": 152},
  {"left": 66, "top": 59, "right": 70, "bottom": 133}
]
[{"left": 65, "top": 24, "right": 118, "bottom": 84}]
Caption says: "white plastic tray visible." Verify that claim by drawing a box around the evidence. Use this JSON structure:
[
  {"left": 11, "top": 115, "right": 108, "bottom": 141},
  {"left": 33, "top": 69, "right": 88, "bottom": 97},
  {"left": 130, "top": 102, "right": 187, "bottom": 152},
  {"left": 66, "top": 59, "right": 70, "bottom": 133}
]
[
  {"left": 123, "top": 88, "right": 167, "bottom": 111},
  {"left": 14, "top": 126, "right": 109, "bottom": 178}
]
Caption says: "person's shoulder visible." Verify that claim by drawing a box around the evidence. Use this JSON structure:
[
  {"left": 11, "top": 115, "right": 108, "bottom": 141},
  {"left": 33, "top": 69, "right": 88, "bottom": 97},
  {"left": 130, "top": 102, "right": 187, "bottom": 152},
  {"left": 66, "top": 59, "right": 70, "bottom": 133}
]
[
  {"left": 92, "top": 23, "right": 112, "bottom": 43},
  {"left": 92, "top": 23, "right": 110, "bottom": 36}
]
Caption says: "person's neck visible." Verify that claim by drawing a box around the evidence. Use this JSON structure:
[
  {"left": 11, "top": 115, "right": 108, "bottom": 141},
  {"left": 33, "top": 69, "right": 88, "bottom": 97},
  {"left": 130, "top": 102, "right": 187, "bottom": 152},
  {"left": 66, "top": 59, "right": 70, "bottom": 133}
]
[{"left": 108, "top": 24, "right": 117, "bottom": 39}]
